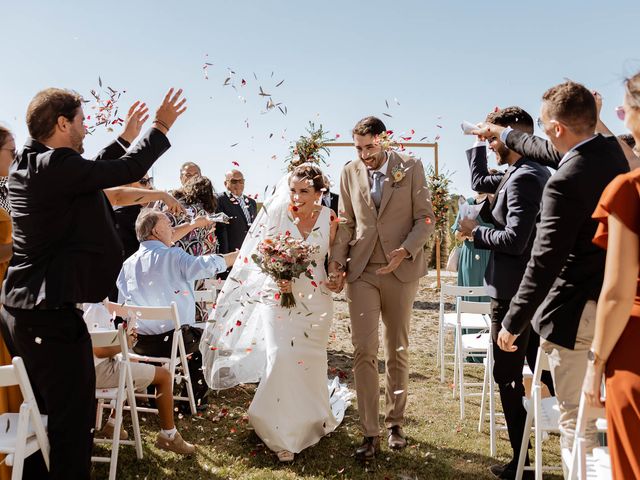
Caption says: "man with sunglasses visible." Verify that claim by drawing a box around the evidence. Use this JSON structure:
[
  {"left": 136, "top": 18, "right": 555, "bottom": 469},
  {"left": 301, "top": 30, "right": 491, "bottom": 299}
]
[
  {"left": 473, "top": 81, "right": 631, "bottom": 465},
  {"left": 214, "top": 169, "right": 257, "bottom": 278}
]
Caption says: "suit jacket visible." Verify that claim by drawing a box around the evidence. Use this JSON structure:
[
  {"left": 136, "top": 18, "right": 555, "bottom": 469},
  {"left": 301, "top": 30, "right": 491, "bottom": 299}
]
[
  {"left": 322, "top": 192, "right": 339, "bottom": 213},
  {"left": 467, "top": 146, "right": 550, "bottom": 299},
  {"left": 214, "top": 192, "right": 258, "bottom": 254},
  {"left": 331, "top": 151, "right": 435, "bottom": 283},
  {"left": 1, "top": 128, "right": 171, "bottom": 309},
  {"left": 502, "top": 131, "right": 629, "bottom": 348}
]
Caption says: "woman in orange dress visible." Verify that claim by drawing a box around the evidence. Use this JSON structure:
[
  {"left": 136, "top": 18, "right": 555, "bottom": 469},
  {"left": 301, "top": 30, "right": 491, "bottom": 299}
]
[
  {"left": 0, "top": 126, "right": 19, "bottom": 480},
  {"left": 583, "top": 72, "right": 640, "bottom": 479}
]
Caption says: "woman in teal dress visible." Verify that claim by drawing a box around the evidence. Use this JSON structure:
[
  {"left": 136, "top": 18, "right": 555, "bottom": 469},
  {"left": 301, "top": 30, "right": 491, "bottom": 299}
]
[{"left": 451, "top": 195, "right": 492, "bottom": 302}]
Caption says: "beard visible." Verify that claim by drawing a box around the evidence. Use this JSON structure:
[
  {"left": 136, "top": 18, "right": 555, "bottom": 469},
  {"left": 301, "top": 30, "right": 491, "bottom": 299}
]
[{"left": 70, "top": 129, "right": 85, "bottom": 154}]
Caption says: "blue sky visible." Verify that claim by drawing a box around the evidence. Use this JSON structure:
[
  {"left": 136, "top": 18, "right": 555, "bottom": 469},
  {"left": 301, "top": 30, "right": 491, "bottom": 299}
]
[{"left": 1, "top": 0, "right": 639, "bottom": 199}]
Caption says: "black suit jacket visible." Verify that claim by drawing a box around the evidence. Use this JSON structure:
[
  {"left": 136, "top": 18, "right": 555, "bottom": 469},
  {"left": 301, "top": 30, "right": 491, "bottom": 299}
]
[
  {"left": 502, "top": 131, "right": 629, "bottom": 348},
  {"left": 467, "top": 146, "right": 550, "bottom": 300},
  {"left": 1, "top": 128, "right": 170, "bottom": 309},
  {"left": 322, "top": 192, "right": 339, "bottom": 214},
  {"left": 214, "top": 192, "right": 258, "bottom": 254}
]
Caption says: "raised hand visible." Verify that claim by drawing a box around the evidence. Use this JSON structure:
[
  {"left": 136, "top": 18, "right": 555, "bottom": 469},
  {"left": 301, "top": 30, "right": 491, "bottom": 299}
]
[
  {"left": 121, "top": 101, "right": 149, "bottom": 143},
  {"left": 471, "top": 122, "right": 506, "bottom": 141},
  {"left": 153, "top": 88, "right": 188, "bottom": 134},
  {"left": 161, "top": 191, "right": 186, "bottom": 216}
]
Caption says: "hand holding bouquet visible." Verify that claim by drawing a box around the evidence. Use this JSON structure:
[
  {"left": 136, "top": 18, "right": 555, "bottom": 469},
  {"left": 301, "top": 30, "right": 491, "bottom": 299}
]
[{"left": 252, "top": 233, "right": 319, "bottom": 308}]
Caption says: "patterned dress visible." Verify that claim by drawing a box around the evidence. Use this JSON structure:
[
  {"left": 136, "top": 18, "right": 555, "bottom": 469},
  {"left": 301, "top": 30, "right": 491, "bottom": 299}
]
[{"left": 161, "top": 199, "right": 218, "bottom": 323}]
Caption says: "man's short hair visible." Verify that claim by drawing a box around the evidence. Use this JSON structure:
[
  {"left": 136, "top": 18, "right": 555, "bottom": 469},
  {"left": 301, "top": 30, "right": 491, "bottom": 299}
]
[
  {"left": 485, "top": 106, "right": 534, "bottom": 134},
  {"left": 180, "top": 162, "right": 201, "bottom": 172},
  {"left": 26, "top": 88, "right": 83, "bottom": 142},
  {"left": 352, "top": 116, "right": 386, "bottom": 137},
  {"left": 618, "top": 133, "right": 636, "bottom": 149},
  {"left": 541, "top": 81, "right": 597, "bottom": 134},
  {"left": 135, "top": 208, "right": 163, "bottom": 242}
]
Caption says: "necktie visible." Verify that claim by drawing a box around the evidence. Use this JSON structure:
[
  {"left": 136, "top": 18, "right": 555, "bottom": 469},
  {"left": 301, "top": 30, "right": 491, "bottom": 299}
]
[
  {"left": 233, "top": 194, "right": 252, "bottom": 225},
  {"left": 370, "top": 171, "right": 384, "bottom": 209}
]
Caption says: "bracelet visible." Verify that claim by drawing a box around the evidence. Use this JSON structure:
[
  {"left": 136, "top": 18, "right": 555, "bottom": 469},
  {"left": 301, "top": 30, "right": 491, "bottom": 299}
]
[{"left": 153, "top": 119, "right": 170, "bottom": 130}]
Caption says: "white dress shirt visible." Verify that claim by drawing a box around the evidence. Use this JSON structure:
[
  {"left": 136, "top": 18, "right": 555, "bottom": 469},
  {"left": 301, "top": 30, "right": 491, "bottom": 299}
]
[{"left": 117, "top": 240, "right": 227, "bottom": 335}]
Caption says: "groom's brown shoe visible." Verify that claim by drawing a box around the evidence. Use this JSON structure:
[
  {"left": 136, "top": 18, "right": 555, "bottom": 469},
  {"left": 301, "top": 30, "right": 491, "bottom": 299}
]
[
  {"left": 355, "top": 436, "right": 380, "bottom": 460},
  {"left": 387, "top": 426, "right": 407, "bottom": 450}
]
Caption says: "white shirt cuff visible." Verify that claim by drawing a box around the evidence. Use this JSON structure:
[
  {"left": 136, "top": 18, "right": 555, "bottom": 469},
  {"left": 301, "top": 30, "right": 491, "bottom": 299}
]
[{"left": 500, "top": 127, "right": 513, "bottom": 143}]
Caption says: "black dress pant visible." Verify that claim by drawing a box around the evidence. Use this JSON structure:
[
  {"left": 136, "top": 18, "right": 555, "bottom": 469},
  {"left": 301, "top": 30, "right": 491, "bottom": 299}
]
[
  {"left": 490, "top": 298, "right": 555, "bottom": 465},
  {"left": 0, "top": 306, "right": 96, "bottom": 480},
  {"left": 133, "top": 325, "right": 208, "bottom": 404}
]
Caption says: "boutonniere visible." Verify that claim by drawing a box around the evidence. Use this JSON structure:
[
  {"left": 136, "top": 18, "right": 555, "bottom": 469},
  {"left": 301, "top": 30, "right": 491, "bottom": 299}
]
[{"left": 391, "top": 164, "right": 406, "bottom": 185}]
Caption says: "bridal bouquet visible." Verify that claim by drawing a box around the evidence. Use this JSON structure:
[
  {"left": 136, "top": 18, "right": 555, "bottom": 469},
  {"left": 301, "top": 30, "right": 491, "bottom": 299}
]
[{"left": 252, "top": 233, "right": 319, "bottom": 308}]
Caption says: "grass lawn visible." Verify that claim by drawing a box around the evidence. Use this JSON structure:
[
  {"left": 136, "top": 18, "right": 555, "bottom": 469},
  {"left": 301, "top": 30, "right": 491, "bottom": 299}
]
[{"left": 93, "top": 275, "right": 563, "bottom": 480}]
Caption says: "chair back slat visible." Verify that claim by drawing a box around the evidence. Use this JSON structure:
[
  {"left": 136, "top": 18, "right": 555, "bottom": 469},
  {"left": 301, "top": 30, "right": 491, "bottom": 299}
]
[
  {"left": 193, "top": 290, "right": 217, "bottom": 303},
  {"left": 0, "top": 364, "right": 18, "bottom": 388},
  {"left": 103, "top": 301, "right": 181, "bottom": 330},
  {"left": 441, "top": 284, "right": 487, "bottom": 299},
  {"left": 12, "top": 358, "right": 39, "bottom": 408},
  {"left": 458, "top": 299, "right": 492, "bottom": 315}
]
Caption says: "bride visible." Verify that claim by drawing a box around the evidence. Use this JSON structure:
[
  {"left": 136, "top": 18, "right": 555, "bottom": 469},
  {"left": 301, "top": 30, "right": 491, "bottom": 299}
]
[{"left": 200, "top": 163, "right": 352, "bottom": 462}]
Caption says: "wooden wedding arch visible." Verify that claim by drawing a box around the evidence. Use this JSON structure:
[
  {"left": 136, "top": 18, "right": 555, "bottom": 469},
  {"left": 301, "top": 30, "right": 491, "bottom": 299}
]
[{"left": 327, "top": 142, "right": 443, "bottom": 288}]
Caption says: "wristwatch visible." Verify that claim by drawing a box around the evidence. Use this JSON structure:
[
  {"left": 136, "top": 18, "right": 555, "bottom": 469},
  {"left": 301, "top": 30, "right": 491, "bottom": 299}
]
[{"left": 587, "top": 349, "right": 605, "bottom": 366}]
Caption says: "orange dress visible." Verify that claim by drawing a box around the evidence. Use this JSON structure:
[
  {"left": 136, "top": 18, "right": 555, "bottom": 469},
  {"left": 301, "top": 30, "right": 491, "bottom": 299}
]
[{"left": 593, "top": 168, "right": 640, "bottom": 480}]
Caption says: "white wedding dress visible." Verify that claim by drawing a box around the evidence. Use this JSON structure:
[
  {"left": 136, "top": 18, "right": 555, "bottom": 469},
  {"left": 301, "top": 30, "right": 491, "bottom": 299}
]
[
  {"left": 247, "top": 206, "right": 351, "bottom": 453},
  {"left": 200, "top": 176, "right": 352, "bottom": 454}
]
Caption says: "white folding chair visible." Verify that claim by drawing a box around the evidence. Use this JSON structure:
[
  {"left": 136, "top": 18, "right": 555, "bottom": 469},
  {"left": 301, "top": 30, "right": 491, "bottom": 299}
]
[
  {"left": 516, "top": 347, "right": 563, "bottom": 480},
  {"left": 454, "top": 299, "right": 492, "bottom": 419},
  {"left": 193, "top": 289, "right": 217, "bottom": 304},
  {"left": 103, "top": 301, "right": 197, "bottom": 415},
  {"left": 438, "top": 284, "right": 490, "bottom": 383},
  {"left": 0, "top": 357, "right": 49, "bottom": 480},
  {"left": 478, "top": 337, "right": 534, "bottom": 457},
  {"left": 90, "top": 325, "right": 143, "bottom": 480},
  {"left": 567, "top": 392, "right": 610, "bottom": 480}
]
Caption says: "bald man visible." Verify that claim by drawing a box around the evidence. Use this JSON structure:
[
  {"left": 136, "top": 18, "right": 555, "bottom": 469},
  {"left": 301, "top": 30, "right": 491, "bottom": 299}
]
[{"left": 214, "top": 170, "right": 257, "bottom": 276}]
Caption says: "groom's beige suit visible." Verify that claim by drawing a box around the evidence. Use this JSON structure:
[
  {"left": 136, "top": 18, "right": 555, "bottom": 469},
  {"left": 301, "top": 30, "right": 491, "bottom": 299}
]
[{"left": 331, "top": 150, "right": 435, "bottom": 436}]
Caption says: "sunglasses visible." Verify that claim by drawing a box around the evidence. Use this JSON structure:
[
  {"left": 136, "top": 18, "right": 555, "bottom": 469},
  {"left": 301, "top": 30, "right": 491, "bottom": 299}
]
[
  {"left": 139, "top": 177, "right": 153, "bottom": 186},
  {"left": 229, "top": 179, "right": 245, "bottom": 184}
]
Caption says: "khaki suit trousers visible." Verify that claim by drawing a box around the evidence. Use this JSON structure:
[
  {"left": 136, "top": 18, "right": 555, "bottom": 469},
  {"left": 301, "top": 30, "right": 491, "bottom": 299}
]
[
  {"left": 346, "top": 263, "right": 419, "bottom": 436},
  {"left": 540, "top": 300, "right": 597, "bottom": 453}
]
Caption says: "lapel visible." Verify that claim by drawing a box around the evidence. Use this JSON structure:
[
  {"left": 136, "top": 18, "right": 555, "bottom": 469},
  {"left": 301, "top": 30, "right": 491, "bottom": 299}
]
[
  {"left": 378, "top": 153, "right": 401, "bottom": 216},
  {"left": 489, "top": 161, "right": 519, "bottom": 210},
  {"left": 355, "top": 161, "right": 374, "bottom": 210}
]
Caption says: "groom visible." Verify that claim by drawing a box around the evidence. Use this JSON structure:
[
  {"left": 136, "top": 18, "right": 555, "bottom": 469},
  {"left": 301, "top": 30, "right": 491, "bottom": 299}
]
[{"left": 328, "top": 116, "right": 435, "bottom": 460}]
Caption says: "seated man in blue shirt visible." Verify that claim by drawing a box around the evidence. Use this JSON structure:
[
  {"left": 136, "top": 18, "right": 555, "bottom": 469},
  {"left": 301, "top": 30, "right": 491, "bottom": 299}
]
[{"left": 117, "top": 208, "right": 237, "bottom": 408}]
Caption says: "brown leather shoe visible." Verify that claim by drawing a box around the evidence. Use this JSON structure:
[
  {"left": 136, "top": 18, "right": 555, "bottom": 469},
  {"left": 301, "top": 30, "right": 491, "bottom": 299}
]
[
  {"left": 355, "top": 436, "right": 380, "bottom": 460},
  {"left": 387, "top": 426, "right": 407, "bottom": 450}
]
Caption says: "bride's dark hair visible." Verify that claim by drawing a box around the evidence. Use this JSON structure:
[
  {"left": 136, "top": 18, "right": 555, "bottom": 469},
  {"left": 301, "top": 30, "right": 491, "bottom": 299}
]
[{"left": 290, "top": 164, "right": 327, "bottom": 192}]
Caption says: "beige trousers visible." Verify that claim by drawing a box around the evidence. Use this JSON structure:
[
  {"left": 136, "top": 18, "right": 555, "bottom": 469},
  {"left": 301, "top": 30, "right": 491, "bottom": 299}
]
[
  {"left": 346, "top": 263, "right": 419, "bottom": 437},
  {"left": 540, "top": 300, "right": 598, "bottom": 451}
]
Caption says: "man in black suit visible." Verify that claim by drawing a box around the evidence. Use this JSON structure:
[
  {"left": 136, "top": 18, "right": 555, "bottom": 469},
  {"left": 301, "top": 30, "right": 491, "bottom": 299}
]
[
  {"left": 0, "top": 87, "right": 186, "bottom": 479},
  {"left": 215, "top": 169, "right": 257, "bottom": 277},
  {"left": 474, "top": 81, "right": 631, "bottom": 455},
  {"left": 458, "top": 107, "right": 550, "bottom": 479}
]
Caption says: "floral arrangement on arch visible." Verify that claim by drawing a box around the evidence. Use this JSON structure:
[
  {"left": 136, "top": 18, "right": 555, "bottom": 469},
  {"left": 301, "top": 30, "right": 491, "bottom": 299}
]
[
  {"left": 426, "top": 165, "right": 454, "bottom": 239},
  {"left": 287, "top": 122, "right": 334, "bottom": 171}
]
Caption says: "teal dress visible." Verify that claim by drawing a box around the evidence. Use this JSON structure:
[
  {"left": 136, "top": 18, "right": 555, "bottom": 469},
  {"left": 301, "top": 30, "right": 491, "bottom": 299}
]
[{"left": 452, "top": 197, "right": 492, "bottom": 302}]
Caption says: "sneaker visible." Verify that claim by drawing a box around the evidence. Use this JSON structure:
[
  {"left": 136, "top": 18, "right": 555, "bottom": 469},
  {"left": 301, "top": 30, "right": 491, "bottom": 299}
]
[
  {"left": 100, "top": 421, "right": 128, "bottom": 441},
  {"left": 155, "top": 431, "right": 196, "bottom": 455}
]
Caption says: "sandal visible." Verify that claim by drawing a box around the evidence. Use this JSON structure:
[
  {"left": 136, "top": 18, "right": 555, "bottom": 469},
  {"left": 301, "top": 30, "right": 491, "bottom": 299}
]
[{"left": 276, "top": 450, "right": 294, "bottom": 462}]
